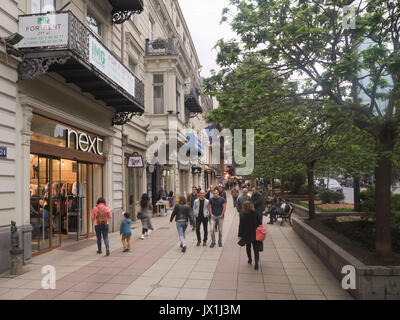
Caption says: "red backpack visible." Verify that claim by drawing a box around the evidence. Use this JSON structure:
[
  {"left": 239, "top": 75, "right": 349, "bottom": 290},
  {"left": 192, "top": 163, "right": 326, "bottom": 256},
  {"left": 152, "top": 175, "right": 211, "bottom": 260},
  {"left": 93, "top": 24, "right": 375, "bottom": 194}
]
[
  {"left": 96, "top": 207, "right": 108, "bottom": 225},
  {"left": 256, "top": 225, "right": 266, "bottom": 241}
]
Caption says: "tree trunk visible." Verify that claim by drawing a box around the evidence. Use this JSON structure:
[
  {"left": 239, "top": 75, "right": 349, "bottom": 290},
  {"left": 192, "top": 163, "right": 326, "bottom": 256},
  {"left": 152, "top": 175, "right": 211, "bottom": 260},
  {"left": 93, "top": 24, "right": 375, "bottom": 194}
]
[
  {"left": 307, "top": 161, "right": 316, "bottom": 220},
  {"left": 374, "top": 151, "right": 393, "bottom": 263},
  {"left": 354, "top": 176, "right": 361, "bottom": 212}
]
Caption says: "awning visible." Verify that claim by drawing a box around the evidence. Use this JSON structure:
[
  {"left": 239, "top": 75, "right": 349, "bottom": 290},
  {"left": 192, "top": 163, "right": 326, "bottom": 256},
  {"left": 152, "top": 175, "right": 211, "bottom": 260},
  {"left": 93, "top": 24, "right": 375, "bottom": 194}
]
[{"left": 18, "top": 12, "right": 145, "bottom": 125}]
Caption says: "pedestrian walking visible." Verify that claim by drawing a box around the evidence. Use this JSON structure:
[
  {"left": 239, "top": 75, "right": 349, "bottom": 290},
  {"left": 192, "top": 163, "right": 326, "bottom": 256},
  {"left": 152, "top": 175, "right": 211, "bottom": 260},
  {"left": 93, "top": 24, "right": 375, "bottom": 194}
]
[
  {"left": 139, "top": 193, "right": 153, "bottom": 240},
  {"left": 251, "top": 187, "right": 265, "bottom": 216},
  {"left": 218, "top": 185, "right": 227, "bottom": 200},
  {"left": 91, "top": 197, "right": 112, "bottom": 256},
  {"left": 170, "top": 196, "right": 193, "bottom": 252},
  {"left": 193, "top": 190, "right": 210, "bottom": 246},
  {"left": 206, "top": 184, "right": 214, "bottom": 200},
  {"left": 231, "top": 187, "right": 239, "bottom": 208},
  {"left": 187, "top": 186, "right": 198, "bottom": 231},
  {"left": 238, "top": 201, "right": 263, "bottom": 270},
  {"left": 120, "top": 212, "right": 132, "bottom": 252},
  {"left": 209, "top": 189, "right": 227, "bottom": 248},
  {"left": 237, "top": 188, "right": 251, "bottom": 218}
]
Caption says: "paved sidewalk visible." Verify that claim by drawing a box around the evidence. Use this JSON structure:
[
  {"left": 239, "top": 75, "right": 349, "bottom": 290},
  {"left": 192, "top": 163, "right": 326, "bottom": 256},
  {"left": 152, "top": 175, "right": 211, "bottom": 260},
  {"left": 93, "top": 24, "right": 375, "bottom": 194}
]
[{"left": 0, "top": 192, "right": 352, "bottom": 300}]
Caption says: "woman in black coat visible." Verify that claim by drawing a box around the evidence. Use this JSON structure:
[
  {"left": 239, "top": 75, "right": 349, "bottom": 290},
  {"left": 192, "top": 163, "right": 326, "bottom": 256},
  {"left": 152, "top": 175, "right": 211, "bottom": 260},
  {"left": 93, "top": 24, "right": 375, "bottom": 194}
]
[{"left": 238, "top": 201, "right": 263, "bottom": 270}]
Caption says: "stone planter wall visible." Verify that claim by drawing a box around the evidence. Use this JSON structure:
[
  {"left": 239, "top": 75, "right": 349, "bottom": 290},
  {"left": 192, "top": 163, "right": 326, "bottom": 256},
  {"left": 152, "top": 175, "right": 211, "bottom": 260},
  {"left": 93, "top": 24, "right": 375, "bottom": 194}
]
[{"left": 292, "top": 216, "right": 400, "bottom": 300}]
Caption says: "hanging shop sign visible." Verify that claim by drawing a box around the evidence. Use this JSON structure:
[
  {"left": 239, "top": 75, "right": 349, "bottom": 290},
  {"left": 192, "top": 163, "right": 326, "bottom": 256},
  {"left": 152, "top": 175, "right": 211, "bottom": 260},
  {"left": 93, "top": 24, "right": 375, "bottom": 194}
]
[
  {"left": 89, "top": 35, "right": 135, "bottom": 97},
  {"left": 18, "top": 13, "right": 69, "bottom": 48},
  {"left": 127, "top": 152, "right": 144, "bottom": 168},
  {"left": 0, "top": 146, "right": 7, "bottom": 159},
  {"left": 192, "top": 167, "right": 202, "bottom": 174},
  {"left": 66, "top": 129, "right": 103, "bottom": 155}
]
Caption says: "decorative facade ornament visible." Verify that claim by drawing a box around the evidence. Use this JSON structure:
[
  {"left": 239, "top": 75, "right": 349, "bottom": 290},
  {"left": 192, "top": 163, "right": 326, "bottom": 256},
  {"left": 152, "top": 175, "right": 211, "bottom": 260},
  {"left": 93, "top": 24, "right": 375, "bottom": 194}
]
[
  {"left": 18, "top": 56, "right": 71, "bottom": 80},
  {"left": 112, "top": 9, "right": 143, "bottom": 24},
  {"left": 112, "top": 111, "right": 144, "bottom": 126}
]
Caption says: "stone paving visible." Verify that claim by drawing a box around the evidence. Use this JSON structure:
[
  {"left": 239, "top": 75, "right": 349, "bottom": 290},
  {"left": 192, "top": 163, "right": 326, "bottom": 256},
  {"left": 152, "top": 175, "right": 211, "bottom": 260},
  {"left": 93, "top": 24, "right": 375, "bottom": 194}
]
[{"left": 0, "top": 192, "right": 352, "bottom": 300}]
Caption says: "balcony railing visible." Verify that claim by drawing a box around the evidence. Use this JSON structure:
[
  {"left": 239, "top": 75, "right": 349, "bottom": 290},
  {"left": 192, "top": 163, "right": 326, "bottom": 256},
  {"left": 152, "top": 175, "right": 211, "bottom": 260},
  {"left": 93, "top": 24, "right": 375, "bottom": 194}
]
[
  {"left": 145, "top": 38, "right": 178, "bottom": 56},
  {"left": 17, "top": 11, "right": 144, "bottom": 125},
  {"left": 108, "top": 0, "right": 144, "bottom": 24}
]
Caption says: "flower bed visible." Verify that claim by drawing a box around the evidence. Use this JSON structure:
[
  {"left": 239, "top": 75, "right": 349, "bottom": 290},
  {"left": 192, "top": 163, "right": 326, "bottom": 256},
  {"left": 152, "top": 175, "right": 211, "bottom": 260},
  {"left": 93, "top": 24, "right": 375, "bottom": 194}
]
[{"left": 299, "top": 201, "right": 355, "bottom": 212}]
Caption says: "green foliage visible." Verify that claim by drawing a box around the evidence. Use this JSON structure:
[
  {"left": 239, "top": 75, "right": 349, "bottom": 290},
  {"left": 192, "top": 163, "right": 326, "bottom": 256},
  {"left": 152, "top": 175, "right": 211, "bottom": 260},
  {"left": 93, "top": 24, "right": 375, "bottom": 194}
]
[{"left": 318, "top": 189, "right": 345, "bottom": 204}]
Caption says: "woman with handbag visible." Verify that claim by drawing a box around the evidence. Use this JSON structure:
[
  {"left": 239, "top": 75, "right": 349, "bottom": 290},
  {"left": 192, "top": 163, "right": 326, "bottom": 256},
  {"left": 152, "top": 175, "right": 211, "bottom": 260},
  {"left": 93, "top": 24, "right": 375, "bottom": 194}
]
[
  {"left": 139, "top": 193, "right": 153, "bottom": 240},
  {"left": 238, "top": 201, "right": 264, "bottom": 270},
  {"left": 170, "top": 196, "right": 193, "bottom": 252}
]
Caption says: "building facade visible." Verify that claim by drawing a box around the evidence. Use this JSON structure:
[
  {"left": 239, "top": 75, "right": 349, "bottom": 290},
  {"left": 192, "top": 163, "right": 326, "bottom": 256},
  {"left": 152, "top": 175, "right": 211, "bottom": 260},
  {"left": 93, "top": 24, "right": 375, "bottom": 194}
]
[{"left": 0, "top": 0, "right": 205, "bottom": 273}]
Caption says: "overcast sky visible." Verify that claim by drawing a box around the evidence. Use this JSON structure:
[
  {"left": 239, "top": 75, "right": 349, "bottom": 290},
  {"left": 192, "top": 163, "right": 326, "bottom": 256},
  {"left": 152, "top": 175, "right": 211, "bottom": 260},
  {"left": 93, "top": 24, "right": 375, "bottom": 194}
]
[{"left": 178, "top": 0, "right": 238, "bottom": 78}]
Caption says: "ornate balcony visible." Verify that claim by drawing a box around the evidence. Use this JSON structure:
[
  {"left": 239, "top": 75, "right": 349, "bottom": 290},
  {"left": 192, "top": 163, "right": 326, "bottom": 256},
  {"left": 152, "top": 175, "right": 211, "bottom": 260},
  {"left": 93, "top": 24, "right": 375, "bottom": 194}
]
[
  {"left": 17, "top": 12, "right": 144, "bottom": 126},
  {"left": 145, "top": 38, "right": 178, "bottom": 56},
  {"left": 108, "top": 0, "right": 144, "bottom": 24},
  {"left": 184, "top": 85, "right": 202, "bottom": 117}
]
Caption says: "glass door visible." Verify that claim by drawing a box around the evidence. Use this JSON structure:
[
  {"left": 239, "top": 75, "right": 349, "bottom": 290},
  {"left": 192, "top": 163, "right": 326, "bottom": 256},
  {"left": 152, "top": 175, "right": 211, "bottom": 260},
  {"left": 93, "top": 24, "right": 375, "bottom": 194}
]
[
  {"left": 78, "top": 163, "right": 88, "bottom": 238},
  {"left": 38, "top": 156, "right": 50, "bottom": 251},
  {"left": 51, "top": 159, "right": 61, "bottom": 248}
]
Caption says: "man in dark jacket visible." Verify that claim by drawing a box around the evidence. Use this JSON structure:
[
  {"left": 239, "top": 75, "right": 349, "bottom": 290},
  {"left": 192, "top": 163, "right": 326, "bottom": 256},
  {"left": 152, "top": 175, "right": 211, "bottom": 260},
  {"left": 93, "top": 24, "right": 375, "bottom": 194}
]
[
  {"left": 251, "top": 187, "right": 265, "bottom": 216},
  {"left": 187, "top": 187, "right": 198, "bottom": 230}
]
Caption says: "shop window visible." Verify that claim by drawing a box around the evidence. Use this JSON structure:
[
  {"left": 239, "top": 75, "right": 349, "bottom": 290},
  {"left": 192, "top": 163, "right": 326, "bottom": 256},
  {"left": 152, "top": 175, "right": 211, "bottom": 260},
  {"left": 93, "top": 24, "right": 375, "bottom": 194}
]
[
  {"left": 153, "top": 74, "right": 164, "bottom": 114},
  {"left": 87, "top": 11, "right": 102, "bottom": 38}
]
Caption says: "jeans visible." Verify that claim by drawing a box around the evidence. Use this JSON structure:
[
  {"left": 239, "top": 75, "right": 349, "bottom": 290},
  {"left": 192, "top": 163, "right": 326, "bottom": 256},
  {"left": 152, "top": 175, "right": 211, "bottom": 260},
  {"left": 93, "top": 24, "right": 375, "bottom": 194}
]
[
  {"left": 196, "top": 217, "right": 208, "bottom": 242},
  {"left": 95, "top": 224, "right": 109, "bottom": 251},
  {"left": 210, "top": 216, "right": 224, "bottom": 243},
  {"left": 176, "top": 220, "right": 188, "bottom": 247},
  {"left": 246, "top": 241, "right": 259, "bottom": 266}
]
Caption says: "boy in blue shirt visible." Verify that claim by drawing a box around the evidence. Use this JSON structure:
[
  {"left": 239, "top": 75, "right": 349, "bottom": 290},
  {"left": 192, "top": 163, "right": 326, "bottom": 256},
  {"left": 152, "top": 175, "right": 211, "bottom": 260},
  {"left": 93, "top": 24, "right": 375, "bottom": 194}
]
[{"left": 120, "top": 212, "right": 132, "bottom": 252}]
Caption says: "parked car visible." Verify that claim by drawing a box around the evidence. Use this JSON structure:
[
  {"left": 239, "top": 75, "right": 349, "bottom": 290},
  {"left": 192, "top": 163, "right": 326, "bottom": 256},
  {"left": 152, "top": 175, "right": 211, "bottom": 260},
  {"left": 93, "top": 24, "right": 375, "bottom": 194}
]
[{"left": 315, "top": 178, "right": 343, "bottom": 193}]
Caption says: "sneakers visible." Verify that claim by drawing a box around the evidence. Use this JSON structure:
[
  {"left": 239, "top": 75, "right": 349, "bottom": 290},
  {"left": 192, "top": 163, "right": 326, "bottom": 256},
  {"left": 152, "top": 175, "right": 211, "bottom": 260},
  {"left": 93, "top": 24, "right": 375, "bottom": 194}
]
[
  {"left": 141, "top": 234, "right": 145, "bottom": 240},
  {"left": 196, "top": 241, "right": 201, "bottom": 246},
  {"left": 218, "top": 241, "right": 223, "bottom": 247},
  {"left": 182, "top": 246, "right": 187, "bottom": 253},
  {"left": 210, "top": 242, "right": 216, "bottom": 248},
  {"left": 106, "top": 249, "right": 110, "bottom": 256}
]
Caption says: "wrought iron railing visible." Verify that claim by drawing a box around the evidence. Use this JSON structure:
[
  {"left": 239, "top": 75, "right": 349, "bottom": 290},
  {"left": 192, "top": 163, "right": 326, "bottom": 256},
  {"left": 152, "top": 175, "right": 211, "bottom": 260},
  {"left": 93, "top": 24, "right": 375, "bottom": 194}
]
[
  {"left": 18, "top": 11, "right": 145, "bottom": 109},
  {"left": 145, "top": 38, "right": 178, "bottom": 56}
]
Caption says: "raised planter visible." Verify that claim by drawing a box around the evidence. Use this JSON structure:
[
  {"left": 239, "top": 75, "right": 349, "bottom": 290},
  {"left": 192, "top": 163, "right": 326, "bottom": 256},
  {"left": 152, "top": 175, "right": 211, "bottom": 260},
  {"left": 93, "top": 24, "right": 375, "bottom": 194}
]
[
  {"left": 292, "top": 216, "right": 400, "bottom": 300},
  {"left": 291, "top": 203, "right": 363, "bottom": 218}
]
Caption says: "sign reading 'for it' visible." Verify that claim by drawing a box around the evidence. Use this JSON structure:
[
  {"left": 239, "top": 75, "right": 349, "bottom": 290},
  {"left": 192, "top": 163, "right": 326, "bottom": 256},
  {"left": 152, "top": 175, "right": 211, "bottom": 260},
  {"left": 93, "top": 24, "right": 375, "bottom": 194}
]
[{"left": 127, "top": 152, "right": 144, "bottom": 168}]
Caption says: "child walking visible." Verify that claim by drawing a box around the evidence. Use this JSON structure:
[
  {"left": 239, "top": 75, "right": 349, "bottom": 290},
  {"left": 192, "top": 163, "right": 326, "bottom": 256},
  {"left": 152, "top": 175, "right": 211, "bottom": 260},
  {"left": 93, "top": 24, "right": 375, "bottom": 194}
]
[{"left": 120, "top": 212, "right": 132, "bottom": 252}]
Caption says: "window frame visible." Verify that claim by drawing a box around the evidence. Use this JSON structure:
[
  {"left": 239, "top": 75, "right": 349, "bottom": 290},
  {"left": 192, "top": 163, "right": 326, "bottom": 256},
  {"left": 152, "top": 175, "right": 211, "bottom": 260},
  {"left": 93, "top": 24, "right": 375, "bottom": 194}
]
[
  {"left": 152, "top": 74, "right": 165, "bottom": 115},
  {"left": 87, "top": 10, "right": 103, "bottom": 39}
]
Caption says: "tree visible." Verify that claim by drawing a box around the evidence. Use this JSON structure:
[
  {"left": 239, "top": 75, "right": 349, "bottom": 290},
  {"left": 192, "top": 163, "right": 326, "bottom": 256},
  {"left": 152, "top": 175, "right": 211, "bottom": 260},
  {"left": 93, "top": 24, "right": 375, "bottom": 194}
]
[
  {"left": 218, "top": 0, "right": 400, "bottom": 263},
  {"left": 205, "top": 57, "right": 351, "bottom": 219}
]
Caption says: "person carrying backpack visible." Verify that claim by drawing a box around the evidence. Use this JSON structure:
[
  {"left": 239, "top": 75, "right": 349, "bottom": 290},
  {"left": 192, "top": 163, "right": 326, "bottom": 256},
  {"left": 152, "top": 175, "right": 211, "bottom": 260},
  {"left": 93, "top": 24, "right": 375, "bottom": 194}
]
[{"left": 91, "top": 197, "right": 112, "bottom": 256}]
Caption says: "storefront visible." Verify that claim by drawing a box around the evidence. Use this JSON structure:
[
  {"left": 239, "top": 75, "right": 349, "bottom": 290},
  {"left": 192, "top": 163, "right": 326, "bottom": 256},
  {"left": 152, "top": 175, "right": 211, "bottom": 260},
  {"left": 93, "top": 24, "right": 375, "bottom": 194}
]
[
  {"left": 125, "top": 151, "right": 145, "bottom": 221},
  {"left": 29, "top": 114, "right": 105, "bottom": 254}
]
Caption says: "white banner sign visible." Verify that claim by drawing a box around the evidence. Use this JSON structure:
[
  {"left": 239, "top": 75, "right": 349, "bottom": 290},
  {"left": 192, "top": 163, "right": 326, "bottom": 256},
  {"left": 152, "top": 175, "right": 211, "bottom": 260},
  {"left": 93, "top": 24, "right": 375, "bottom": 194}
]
[
  {"left": 127, "top": 152, "right": 144, "bottom": 168},
  {"left": 18, "top": 13, "right": 69, "bottom": 48},
  {"left": 89, "top": 35, "right": 136, "bottom": 97}
]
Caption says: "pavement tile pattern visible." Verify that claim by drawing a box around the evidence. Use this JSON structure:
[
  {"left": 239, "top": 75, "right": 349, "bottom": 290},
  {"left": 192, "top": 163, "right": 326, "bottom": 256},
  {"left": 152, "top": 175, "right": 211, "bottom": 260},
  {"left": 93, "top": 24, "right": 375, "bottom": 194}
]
[{"left": 0, "top": 192, "right": 352, "bottom": 300}]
